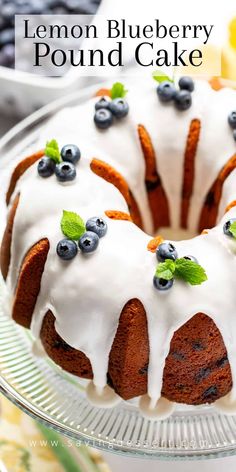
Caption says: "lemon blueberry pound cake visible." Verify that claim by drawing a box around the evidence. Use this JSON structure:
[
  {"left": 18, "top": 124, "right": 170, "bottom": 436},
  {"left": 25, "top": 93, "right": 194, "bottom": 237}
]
[{"left": 2, "top": 76, "right": 236, "bottom": 419}]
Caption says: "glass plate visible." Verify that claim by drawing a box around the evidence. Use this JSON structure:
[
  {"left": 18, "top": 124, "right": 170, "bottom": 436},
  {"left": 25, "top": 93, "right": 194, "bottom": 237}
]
[{"left": 1, "top": 83, "right": 236, "bottom": 460}]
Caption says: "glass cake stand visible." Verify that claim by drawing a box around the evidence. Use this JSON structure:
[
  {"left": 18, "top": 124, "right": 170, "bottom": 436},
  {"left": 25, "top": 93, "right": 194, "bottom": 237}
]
[{"left": 1, "top": 82, "right": 236, "bottom": 460}]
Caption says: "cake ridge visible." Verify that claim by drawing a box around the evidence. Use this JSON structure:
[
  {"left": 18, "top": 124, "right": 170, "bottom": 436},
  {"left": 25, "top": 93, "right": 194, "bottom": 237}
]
[
  {"left": 138, "top": 123, "right": 170, "bottom": 231},
  {"left": 198, "top": 153, "right": 236, "bottom": 232},
  {"left": 181, "top": 118, "right": 201, "bottom": 229}
]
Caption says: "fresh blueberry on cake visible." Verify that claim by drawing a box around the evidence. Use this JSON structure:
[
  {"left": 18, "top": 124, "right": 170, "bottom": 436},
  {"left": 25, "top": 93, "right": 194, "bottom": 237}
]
[
  {"left": 156, "top": 242, "right": 178, "bottom": 261},
  {"left": 174, "top": 90, "right": 192, "bottom": 111},
  {"left": 94, "top": 108, "right": 113, "bottom": 129},
  {"left": 55, "top": 162, "right": 76, "bottom": 182},
  {"left": 157, "top": 81, "right": 176, "bottom": 102},
  {"left": 57, "top": 239, "right": 78, "bottom": 260},
  {"left": 61, "top": 144, "right": 81, "bottom": 165},
  {"left": 153, "top": 276, "right": 174, "bottom": 291},
  {"left": 95, "top": 97, "right": 110, "bottom": 111},
  {"left": 109, "top": 98, "right": 129, "bottom": 118},
  {"left": 79, "top": 231, "right": 100, "bottom": 253},
  {"left": 179, "top": 76, "right": 195, "bottom": 92},
  {"left": 86, "top": 217, "right": 108, "bottom": 238},
  {"left": 37, "top": 156, "right": 56, "bottom": 178}
]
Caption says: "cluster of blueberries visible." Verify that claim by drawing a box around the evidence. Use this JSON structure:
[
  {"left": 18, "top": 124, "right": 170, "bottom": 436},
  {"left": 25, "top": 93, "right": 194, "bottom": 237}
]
[
  {"left": 94, "top": 96, "right": 129, "bottom": 130},
  {"left": 223, "top": 218, "right": 236, "bottom": 237},
  {"left": 38, "top": 144, "right": 80, "bottom": 182},
  {"left": 228, "top": 112, "right": 236, "bottom": 142},
  {"left": 0, "top": 0, "right": 101, "bottom": 68},
  {"left": 157, "top": 76, "right": 194, "bottom": 111},
  {"left": 57, "top": 216, "right": 107, "bottom": 259},
  {"left": 153, "top": 242, "right": 198, "bottom": 291}
]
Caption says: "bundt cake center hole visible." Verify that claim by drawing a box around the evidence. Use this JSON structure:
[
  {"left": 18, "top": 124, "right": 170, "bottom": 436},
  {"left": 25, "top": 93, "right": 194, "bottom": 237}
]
[{"left": 157, "top": 226, "right": 197, "bottom": 241}]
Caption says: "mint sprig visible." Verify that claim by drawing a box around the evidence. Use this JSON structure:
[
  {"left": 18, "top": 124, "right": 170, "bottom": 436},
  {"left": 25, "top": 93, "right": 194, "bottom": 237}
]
[
  {"left": 61, "top": 210, "right": 86, "bottom": 240},
  {"left": 155, "top": 259, "right": 175, "bottom": 280},
  {"left": 152, "top": 70, "right": 174, "bottom": 84},
  {"left": 156, "top": 258, "right": 207, "bottom": 286},
  {"left": 111, "top": 82, "right": 128, "bottom": 99},
  {"left": 45, "top": 139, "right": 61, "bottom": 164},
  {"left": 175, "top": 258, "right": 207, "bottom": 285},
  {"left": 229, "top": 221, "right": 236, "bottom": 239}
]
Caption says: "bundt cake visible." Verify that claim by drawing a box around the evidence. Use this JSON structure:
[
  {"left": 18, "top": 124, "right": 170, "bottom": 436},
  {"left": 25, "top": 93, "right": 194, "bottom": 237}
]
[{"left": 2, "top": 76, "right": 236, "bottom": 419}]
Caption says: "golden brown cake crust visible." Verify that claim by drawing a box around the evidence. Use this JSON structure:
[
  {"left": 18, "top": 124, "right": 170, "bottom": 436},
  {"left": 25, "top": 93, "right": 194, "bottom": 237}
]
[
  {"left": 105, "top": 210, "right": 132, "bottom": 221},
  {"left": 12, "top": 239, "right": 50, "bottom": 328},
  {"left": 0, "top": 193, "right": 20, "bottom": 280},
  {"left": 162, "top": 313, "right": 232, "bottom": 404},
  {"left": 138, "top": 124, "right": 170, "bottom": 230},
  {"left": 181, "top": 119, "right": 201, "bottom": 228},
  {"left": 6, "top": 150, "right": 44, "bottom": 205},
  {"left": 40, "top": 310, "right": 93, "bottom": 379},
  {"left": 90, "top": 158, "right": 142, "bottom": 228},
  {"left": 108, "top": 298, "right": 149, "bottom": 400},
  {"left": 38, "top": 302, "right": 232, "bottom": 405},
  {"left": 147, "top": 235, "right": 164, "bottom": 253},
  {"left": 199, "top": 153, "right": 236, "bottom": 232}
]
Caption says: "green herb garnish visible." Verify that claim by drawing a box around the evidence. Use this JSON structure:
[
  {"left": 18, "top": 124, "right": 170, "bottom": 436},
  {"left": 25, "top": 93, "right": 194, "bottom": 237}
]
[
  {"left": 110, "top": 82, "right": 128, "bottom": 100},
  {"left": 152, "top": 70, "right": 174, "bottom": 84},
  {"left": 156, "top": 258, "right": 207, "bottom": 286},
  {"left": 61, "top": 210, "right": 86, "bottom": 240},
  {"left": 229, "top": 221, "right": 236, "bottom": 239},
  {"left": 45, "top": 139, "right": 61, "bottom": 163}
]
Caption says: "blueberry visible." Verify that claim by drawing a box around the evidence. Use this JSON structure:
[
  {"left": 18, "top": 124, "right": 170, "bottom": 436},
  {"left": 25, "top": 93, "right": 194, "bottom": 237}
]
[
  {"left": 202, "top": 385, "right": 218, "bottom": 400},
  {"left": 29, "top": 0, "right": 45, "bottom": 14},
  {"left": 156, "top": 242, "right": 178, "bottom": 262},
  {"left": 37, "top": 157, "right": 56, "bottom": 178},
  {"left": 1, "top": 4, "right": 15, "bottom": 24},
  {"left": 233, "top": 130, "right": 236, "bottom": 142},
  {"left": 55, "top": 162, "right": 76, "bottom": 182},
  {"left": 94, "top": 108, "right": 113, "bottom": 129},
  {"left": 109, "top": 98, "right": 129, "bottom": 118},
  {"left": 0, "top": 28, "right": 15, "bottom": 47},
  {"left": 79, "top": 231, "right": 99, "bottom": 253},
  {"left": 178, "top": 76, "right": 194, "bottom": 92},
  {"left": 183, "top": 255, "right": 199, "bottom": 264},
  {"left": 174, "top": 90, "right": 192, "bottom": 111},
  {"left": 153, "top": 276, "right": 174, "bottom": 291},
  {"left": 228, "top": 111, "right": 236, "bottom": 129},
  {"left": 157, "top": 81, "right": 176, "bottom": 102},
  {"left": 223, "top": 218, "right": 236, "bottom": 237},
  {"left": 61, "top": 144, "right": 81, "bottom": 165},
  {"left": 57, "top": 239, "right": 78, "bottom": 260},
  {"left": 95, "top": 97, "right": 110, "bottom": 111},
  {"left": 86, "top": 217, "right": 107, "bottom": 238},
  {"left": 0, "top": 44, "right": 14, "bottom": 67}
]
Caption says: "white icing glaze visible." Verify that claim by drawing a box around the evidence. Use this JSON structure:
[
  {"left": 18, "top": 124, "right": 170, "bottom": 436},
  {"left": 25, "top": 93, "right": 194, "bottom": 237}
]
[
  {"left": 139, "top": 395, "right": 175, "bottom": 420},
  {"left": 4, "top": 79, "right": 236, "bottom": 418},
  {"left": 215, "top": 392, "right": 236, "bottom": 415},
  {"left": 86, "top": 381, "right": 121, "bottom": 408},
  {"left": 31, "top": 339, "right": 46, "bottom": 358}
]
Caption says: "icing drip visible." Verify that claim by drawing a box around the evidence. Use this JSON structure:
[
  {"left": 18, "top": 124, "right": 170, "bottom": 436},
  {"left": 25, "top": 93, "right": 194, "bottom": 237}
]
[
  {"left": 86, "top": 381, "right": 121, "bottom": 408},
  {"left": 215, "top": 392, "right": 236, "bottom": 415},
  {"left": 4, "top": 79, "right": 236, "bottom": 417},
  {"left": 139, "top": 395, "right": 175, "bottom": 420}
]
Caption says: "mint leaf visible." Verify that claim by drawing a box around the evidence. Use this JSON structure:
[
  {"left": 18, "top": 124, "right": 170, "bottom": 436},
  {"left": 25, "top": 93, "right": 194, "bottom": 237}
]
[
  {"left": 45, "top": 139, "right": 61, "bottom": 163},
  {"left": 61, "top": 210, "right": 85, "bottom": 240},
  {"left": 175, "top": 258, "right": 207, "bottom": 285},
  {"left": 155, "top": 259, "right": 176, "bottom": 280},
  {"left": 229, "top": 221, "right": 236, "bottom": 239},
  {"left": 152, "top": 70, "right": 174, "bottom": 84},
  {"left": 111, "top": 82, "right": 128, "bottom": 99}
]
